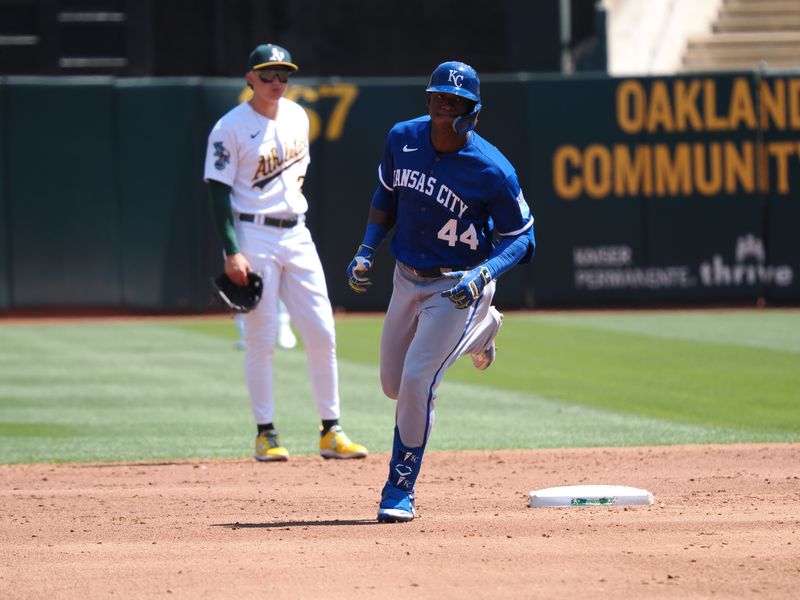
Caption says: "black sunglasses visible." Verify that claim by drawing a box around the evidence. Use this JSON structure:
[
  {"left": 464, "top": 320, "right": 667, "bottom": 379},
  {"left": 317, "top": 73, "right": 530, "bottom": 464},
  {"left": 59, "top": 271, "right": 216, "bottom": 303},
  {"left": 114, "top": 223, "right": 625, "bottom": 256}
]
[{"left": 257, "top": 70, "right": 291, "bottom": 84}]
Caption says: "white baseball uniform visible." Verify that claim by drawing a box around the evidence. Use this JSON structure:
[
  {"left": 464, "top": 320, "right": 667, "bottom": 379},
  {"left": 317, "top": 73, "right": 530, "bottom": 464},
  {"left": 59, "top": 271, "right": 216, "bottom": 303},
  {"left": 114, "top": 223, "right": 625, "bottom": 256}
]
[{"left": 204, "top": 97, "right": 340, "bottom": 425}]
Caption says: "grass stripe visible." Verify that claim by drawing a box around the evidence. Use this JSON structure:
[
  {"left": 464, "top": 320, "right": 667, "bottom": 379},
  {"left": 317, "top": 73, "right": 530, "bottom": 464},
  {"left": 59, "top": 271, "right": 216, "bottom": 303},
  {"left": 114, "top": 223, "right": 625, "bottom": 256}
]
[
  {"left": 530, "top": 310, "right": 800, "bottom": 354},
  {"left": 0, "top": 311, "right": 797, "bottom": 464}
]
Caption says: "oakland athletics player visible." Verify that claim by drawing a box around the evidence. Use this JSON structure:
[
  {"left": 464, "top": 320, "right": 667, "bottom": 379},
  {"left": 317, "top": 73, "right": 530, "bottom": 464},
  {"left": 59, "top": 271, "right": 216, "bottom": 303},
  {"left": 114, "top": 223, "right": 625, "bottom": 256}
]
[
  {"left": 234, "top": 300, "right": 296, "bottom": 350},
  {"left": 205, "top": 43, "right": 367, "bottom": 462},
  {"left": 346, "top": 61, "right": 535, "bottom": 522}
]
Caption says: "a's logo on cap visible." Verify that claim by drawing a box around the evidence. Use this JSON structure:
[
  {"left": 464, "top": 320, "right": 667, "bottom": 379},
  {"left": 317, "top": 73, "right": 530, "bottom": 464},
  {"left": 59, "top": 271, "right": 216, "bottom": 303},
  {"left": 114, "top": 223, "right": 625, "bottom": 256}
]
[
  {"left": 270, "top": 47, "right": 285, "bottom": 61},
  {"left": 448, "top": 70, "right": 463, "bottom": 88}
]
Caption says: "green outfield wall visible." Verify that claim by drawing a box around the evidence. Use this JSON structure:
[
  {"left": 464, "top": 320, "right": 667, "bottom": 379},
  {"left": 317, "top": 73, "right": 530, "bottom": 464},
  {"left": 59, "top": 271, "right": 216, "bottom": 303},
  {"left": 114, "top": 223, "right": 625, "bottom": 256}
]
[
  {"left": 0, "top": 82, "right": 8, "bottom": 309},
  {"left": 0, "top": 72, "right": 797, "bottom": 312}
]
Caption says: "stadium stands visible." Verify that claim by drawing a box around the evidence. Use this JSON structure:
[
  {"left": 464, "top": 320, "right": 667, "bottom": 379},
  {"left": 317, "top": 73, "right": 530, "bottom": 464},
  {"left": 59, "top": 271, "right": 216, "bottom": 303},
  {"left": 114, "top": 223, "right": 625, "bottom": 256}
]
[{"left": 682, "top": 0, "right": 800, "bottom": 72}]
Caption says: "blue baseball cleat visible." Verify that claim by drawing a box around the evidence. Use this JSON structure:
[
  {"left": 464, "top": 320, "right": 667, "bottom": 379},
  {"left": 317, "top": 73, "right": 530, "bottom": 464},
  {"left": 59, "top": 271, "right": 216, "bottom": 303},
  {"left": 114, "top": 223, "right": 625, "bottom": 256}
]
[{"left": 377, "top": 483, "right": 417, "bottom": 523}]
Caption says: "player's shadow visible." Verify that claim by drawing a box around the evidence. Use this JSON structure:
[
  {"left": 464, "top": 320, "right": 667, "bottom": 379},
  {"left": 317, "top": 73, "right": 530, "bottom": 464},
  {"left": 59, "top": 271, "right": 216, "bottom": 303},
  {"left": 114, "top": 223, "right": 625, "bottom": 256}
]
[{"left": 212, "top": 519, "right": 378, "bottom": 529}]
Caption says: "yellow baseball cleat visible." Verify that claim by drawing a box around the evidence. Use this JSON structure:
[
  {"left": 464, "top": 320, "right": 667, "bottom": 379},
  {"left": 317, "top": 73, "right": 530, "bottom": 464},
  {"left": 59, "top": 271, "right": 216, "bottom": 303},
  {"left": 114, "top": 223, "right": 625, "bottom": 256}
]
[
  {"left": 254, "top": 429, "right": 289, "bottom": 462},
  {"left": 319, "top": 425, "right": 368, "bottom": 459}
]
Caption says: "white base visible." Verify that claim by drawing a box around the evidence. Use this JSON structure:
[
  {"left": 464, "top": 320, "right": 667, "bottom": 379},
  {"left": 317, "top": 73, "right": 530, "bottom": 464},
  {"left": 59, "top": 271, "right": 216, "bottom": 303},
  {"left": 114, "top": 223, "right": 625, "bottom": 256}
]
[{"left": 529, "top": 484, "right": 654, "bottom": 508}]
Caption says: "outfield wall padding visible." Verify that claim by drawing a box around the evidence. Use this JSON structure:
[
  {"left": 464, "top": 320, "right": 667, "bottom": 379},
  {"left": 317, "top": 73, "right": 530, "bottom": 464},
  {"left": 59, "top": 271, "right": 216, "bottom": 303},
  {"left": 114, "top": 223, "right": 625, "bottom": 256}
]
[
  {"left": 5, "top": 78, "right": 120, "bottom": 307},
  {"left": 0, "top": 82, "right": 9, "bottom": 310},
  {"left": 0, "top": 72, "right": 797, "bottom": 311}
]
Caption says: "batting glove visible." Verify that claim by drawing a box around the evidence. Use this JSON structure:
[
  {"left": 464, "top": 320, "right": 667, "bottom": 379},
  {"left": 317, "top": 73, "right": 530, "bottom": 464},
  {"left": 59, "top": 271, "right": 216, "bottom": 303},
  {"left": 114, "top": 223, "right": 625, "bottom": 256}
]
[
  {"left": 346, "top": 244, "right": 375, "bottom": 293},
  {"left": 441, "top": 265, "right": 493, "bottom": 309}
]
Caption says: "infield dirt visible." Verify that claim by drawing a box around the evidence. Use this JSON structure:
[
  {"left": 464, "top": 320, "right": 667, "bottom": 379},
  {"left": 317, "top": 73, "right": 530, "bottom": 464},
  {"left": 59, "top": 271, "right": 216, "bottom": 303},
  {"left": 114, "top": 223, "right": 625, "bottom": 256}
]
[{"left": 2, "top": 443, "right": 798, "bottom": 599}]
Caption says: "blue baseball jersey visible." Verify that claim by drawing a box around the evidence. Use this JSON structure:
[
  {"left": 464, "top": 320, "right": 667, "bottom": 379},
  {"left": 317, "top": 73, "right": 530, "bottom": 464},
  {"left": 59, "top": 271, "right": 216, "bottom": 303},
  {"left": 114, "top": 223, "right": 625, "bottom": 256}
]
[{"left": 373, "top": 116, "right": 533, "bottom": 269}]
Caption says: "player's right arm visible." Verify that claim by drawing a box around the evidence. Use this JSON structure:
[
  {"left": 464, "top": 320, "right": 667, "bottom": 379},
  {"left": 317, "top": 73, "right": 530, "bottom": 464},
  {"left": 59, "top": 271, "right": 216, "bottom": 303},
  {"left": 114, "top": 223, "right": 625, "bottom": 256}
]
[
  {"left": 207, "top": 179, "right": 251, "bottom": 287},
  {"left": 346, "top": 187, "right": 396, "bottom": 293},
  {"left": 204, "top": 120, "right": 252, "bottom": 286},
  {"left": 207, "top": 179, "right": 239, "bottom": 257},
  {"left": 347, "top": 130, "right": 398, "bottom": 293}
]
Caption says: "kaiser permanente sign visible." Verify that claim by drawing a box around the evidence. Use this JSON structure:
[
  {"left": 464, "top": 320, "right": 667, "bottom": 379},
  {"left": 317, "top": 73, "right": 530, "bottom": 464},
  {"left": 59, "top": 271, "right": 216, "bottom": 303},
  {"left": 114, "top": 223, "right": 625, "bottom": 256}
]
[
  {"left": 529, "top": 72, "right": 799, "bottom": 306},
  {"left": 553, "top": 76, "right": 800, "bottom": 199}
]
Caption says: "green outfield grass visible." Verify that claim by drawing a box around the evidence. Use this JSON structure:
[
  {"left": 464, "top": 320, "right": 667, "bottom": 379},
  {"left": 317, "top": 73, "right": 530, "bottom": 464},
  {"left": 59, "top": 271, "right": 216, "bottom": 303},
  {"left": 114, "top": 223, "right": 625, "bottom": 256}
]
[{"left": 0, "top": 309, "right": 797, "bottom": 464}]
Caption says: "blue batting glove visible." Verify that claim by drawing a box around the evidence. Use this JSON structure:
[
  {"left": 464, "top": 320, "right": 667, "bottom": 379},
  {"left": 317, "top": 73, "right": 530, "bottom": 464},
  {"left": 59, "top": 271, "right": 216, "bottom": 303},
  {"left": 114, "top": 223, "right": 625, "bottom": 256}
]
[
  {"left": 440, "top": 265, "right": 493, "bottom": 309},
  {"left": 346, "top": 244, "right": 375, "bottom": 293}
]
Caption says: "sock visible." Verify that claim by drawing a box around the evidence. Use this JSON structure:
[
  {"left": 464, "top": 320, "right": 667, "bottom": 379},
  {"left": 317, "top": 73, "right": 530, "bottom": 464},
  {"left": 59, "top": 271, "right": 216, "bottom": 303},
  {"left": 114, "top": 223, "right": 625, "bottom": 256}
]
[
  {"left": 257, "top": 423, "right": 275, "bottom": 434},
  {"left": 321, "top": 419, "right": 339, "bottom": 435},
  {"left": 386, "top": 426, "right": 424, "bottom": 493}
]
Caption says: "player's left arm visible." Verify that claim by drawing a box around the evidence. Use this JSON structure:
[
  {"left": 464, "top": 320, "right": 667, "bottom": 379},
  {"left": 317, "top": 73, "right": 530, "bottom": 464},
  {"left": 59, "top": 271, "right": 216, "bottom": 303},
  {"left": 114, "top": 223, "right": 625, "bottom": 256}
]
[
  {"left": 442, "top": 174, "right": 535, "bottom": 308},
  {"left": 441, "top": 227, "right": 533, "bottom": 308},
  {"left": 483, "top": 172, "right": 535, "bottom": 277},
  {"left": 484, "top": 224, "right": 535, "bottom": 278}
]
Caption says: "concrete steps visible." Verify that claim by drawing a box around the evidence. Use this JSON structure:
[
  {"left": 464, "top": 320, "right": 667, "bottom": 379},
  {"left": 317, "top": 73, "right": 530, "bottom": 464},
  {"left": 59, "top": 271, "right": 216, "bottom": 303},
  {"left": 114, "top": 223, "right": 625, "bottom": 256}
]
[
  {"left": 682, "top": 0, "right": 800, "bottom": 72},
  {"left": 715, "top": 14, "right": 800, "bottom": 33}
]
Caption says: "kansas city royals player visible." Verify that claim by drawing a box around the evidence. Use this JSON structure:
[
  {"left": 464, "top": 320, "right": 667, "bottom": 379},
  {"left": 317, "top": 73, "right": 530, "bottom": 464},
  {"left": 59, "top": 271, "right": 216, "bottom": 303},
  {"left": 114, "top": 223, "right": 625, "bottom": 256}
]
[
  {"left": 347, "top": 61, "right": 535, "bottom": 523},
  {"left": 205, "top": 43, "right": 367, "bottom": 462}
]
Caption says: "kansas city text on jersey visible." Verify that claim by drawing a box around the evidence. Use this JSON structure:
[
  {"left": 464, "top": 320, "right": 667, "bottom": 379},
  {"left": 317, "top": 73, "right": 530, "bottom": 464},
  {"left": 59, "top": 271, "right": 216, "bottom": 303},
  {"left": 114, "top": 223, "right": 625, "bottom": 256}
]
[{"left": 392, "top": 168, "right": 468, "bottom": 218}]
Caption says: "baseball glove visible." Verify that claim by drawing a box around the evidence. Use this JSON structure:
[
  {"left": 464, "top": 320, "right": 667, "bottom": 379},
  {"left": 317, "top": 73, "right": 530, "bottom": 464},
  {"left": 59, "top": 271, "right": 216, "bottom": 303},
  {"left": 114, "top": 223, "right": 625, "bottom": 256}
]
[{"left": 212, "top": 272, "right": 263, "bottom": 313}]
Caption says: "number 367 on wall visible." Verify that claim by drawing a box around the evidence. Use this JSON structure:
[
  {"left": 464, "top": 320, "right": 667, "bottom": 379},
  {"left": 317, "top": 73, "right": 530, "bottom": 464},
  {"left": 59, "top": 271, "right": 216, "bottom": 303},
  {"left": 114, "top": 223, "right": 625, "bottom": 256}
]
[{"left": 239, "top": 83, "right": 359, "bottom": 143}]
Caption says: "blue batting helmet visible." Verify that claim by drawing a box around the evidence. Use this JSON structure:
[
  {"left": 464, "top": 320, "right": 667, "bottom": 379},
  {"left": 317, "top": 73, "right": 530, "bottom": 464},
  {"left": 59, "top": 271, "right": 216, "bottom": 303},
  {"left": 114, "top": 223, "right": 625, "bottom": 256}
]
[
  {"left": 425, "top": 61, "right": 482, "bottom": 135},
  {"left": 426, "top": 61, "right": 481, "bottom": 103}
]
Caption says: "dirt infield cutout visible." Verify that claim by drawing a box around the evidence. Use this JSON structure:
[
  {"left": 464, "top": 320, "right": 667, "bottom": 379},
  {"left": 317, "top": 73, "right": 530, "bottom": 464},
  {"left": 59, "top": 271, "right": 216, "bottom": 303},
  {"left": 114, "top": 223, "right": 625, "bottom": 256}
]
[{"left": 2, "top": 443, "right": 798, "bottom": 598}]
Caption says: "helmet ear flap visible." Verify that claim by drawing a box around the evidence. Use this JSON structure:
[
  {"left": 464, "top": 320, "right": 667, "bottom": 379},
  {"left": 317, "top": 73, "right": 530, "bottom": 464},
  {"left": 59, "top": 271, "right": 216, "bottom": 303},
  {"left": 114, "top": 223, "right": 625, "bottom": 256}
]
[{"left": 452, "top": 102, "right": 481, "bottom": 135}]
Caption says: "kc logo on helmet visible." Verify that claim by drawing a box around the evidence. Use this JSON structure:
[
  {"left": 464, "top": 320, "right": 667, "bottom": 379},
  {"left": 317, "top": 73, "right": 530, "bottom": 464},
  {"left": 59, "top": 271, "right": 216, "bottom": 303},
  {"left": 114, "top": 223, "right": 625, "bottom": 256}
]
[{"left": 448, "top": 70, "right": 463, "bottom": 88}]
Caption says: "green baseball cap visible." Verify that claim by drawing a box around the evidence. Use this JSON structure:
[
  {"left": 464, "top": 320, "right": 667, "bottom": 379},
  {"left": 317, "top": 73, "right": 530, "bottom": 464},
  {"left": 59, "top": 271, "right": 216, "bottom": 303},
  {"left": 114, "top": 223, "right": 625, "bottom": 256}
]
[{"left": 247, "top": 43, "right": 298, "bottom": 71}]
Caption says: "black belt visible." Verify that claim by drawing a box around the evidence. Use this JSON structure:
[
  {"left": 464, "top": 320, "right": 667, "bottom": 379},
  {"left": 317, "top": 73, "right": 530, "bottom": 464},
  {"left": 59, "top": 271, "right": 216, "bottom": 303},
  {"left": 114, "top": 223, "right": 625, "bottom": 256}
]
[
  {"left": 239, "top": 213, "right": 299, "bottom": 228},
  {"left": 401, "top": 262, "right": 458, "bottom": 278}
]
